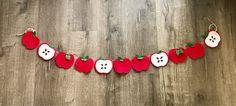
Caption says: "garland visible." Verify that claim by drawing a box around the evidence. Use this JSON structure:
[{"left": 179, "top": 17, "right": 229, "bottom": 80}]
[{"left": 19, "top": 23, "right": 222, "bottom": 74}]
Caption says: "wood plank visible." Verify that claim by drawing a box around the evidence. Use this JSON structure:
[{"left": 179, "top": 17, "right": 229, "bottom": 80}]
[{"left": 0, "top": 0, "right": 40, "bottom": 105}]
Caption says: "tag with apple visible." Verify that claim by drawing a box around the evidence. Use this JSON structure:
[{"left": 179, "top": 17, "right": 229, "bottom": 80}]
[
  {"left": 150, "top": 50, "right": 169, "bottom": 68},
  {"left": 37, "top": 43, "right": 56, "bottom": 60},
  {"left": 95, "top": 57, "right": 113, "bottom": 74},
  {"left": 204, "top": 31, "right": 221, "bottom": 48}
]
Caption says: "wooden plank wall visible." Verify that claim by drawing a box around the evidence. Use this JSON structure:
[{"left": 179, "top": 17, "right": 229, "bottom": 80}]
[{"left": 0, "top": 0, "right": 236, "bottom": 106}]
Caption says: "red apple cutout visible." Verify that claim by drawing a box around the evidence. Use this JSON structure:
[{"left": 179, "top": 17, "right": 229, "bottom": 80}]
[
  {"left": 185, "top": 42, "right": 205, "bottom": 60},
  {"left": 55, "top": 52, "right": 74, "bottom": 69},
  {"left": 150, "top": 50, "right": 169, "bottom": 68},
  {"left": 113, "top": 57, "right": 132, "bottom": 74},
  {"left": 132, "top": 55, "right": 150, "bottom": 72},
  {"left": 37, "top": 43, "right": 56, "bottom": 60},
  {"left": 75, "top": 56, "right": 94, "bottom": 73},
  {"left": 204, "top": 31, "right": 221, "bottom": 48},
  {"left": 95, "top": 57, "right": 113, "bottom": 74},
  {"left": 168, "top": 48, "right": 187, "bottom": 64},
  {"left": 22, "top": 30, "right": 40, "bottom": 49}
]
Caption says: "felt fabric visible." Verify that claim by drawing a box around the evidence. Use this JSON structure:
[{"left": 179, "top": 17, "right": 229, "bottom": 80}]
[
  {"left": 22, "top": 31, "right": 40, "bottom": 49},
  {"left": 150, "top": 51, "right": 169, "bottom": 68},
  {"left": 113, "top": 58, "right": 132, "bottom": 74},
  {"left": 185, "top": 42, "right": 204, "bottom": 60},
  {"left": 132, "top": 55, "right": 150, "bottom": 72},
  {"left": 168, "top": 48, "right": 187, "bottom": 64},
  {"left": 18, "top": 27, "right": 223, "bottom": 74},
  {"left": 75, "top": 57, "right": 94, "bottom": 73},
  {"left": 37, "top": 43, "right": 56, "bottom": 60},
  {"left": 204, "top": 31, "right": 221, "bottom": 48},
  {"left": 95, "top": 59, "right": 113, "bottom": 74},
  {"left": 55, "top": 52, "right": 74, "bottom": 69}
]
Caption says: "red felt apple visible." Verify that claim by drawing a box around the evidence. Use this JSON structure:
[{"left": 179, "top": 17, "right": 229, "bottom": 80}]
[
  {"left": 168, "top": 48, "right": 187, "bottom": 64},
  {"left": 185, "top": 42, "right": 205, "bottom": 60},
  {"left": 22, "top": 31, "right": 40, "bottom": 49},
  {"left": 55, "top": 52, "right": 74, "bottom": 69},
  {"left": 113, "top": 57, "right": 132, "bottom": 74},
  {"left": 132, "top": 55, "right": 150, "bottom": 72},
  {"left": 75, "top": 56, "right": 94, "bottom": 73}
]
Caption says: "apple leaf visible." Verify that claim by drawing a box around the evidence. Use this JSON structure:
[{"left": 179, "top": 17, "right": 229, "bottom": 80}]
[
  {"left": 202, "top": 31, "right": 209, "bottom": 39},
  {"left": 81, "top": 55, "right": 89, "bottom": 61},
  {"left": 136, "top": 54, "right": 144, "bottom": 60},
  {"left": 65, "top": 54, "right": 71, "bottom": 60},
  {"left": 33, "top": 31, "right": 37, "bottom": 36},
  {"left": 158, "top": 50, "right": 162, "bottom": 54},
  {"left": 100, "top": 57, "right": 105, "bottom": 60},
  {"left": 185, "top": 42, "right": 194, "bottom": 47},
  {"left": 176, "top": 49, "right": 183, "bottom": 56},
  {"left": 118, "top": 56, "right": 123, "bottom": 61}
]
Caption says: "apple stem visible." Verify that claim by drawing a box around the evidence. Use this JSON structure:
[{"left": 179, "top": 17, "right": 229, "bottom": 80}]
[
  {"left": 65, "top": 54, "right": 71, "bottom": 60},
  {"left": 33, "top": 31, "right": 37, "bottom": 37},
  {"left": 136, "top": 54, "right": 144, "bottom": 60},
  {"left": 118, "top": 56, "right": 123, "bottom": 62}
]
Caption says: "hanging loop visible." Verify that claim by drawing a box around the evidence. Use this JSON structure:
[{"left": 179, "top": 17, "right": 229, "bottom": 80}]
[
  {"left": 25, "top": 28, "right": 35, "bottom": 32},
  {"left": 208, "top": 23, "right": 218, "bottom": 32},
  {"left": 207, "top": 18, "right": 218, "bottom": 31},
  {"left": 16, "top": 28, "right": 36, "bottom": 37}
]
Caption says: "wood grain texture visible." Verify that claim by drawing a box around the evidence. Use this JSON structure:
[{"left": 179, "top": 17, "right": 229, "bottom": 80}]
[{"left": 0, "top": 0, "right": 236, "bottom": 106}]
